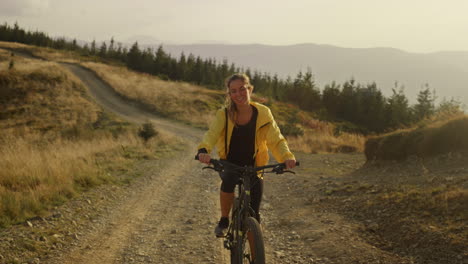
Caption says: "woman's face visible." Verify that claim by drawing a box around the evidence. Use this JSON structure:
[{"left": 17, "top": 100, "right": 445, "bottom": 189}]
[{"left": 229, "top": 79, "right": 251, "bottom": 106}]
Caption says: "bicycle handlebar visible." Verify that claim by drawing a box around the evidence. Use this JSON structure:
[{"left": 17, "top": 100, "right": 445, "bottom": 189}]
[{"left": 196, "top": 155, "right": 299, "bottom": 175}]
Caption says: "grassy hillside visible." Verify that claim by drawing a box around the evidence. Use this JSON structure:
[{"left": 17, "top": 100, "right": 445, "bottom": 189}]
[
  {"left": 365, "top": 114, "right": 468, "bottom": 161},
  {"left": 81, "top": 61, "right": 224, "bottom": 128},
  {"left": 0, "top": 49, "right": 180, "bottom": 227},
  {"left": 82, "top": 61, "right": 366, "bottom": 153},
  {"left": 80, "top": 61, "right": 365, "bottom": 153},
  {"left": 0, "top": 42, "right": 365, "bottom": 228},
  {"left": 0, "top": 41, "right": 365, "bottom": 154}
]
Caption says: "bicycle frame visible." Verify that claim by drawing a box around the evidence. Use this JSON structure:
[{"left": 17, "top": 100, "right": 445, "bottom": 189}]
[{"left": 225, "top": 168, "right": 257, "bottom": 251}]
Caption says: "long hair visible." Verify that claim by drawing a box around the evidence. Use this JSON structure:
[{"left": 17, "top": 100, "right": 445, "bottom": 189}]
[{"left": 224, "top": 73, "right": 254, "bottom": 123}]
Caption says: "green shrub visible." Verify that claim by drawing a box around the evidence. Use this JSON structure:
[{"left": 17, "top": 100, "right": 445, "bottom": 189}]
[
  {"left": 279, "top": 124, "right": 304, "bottom": 137},
  {"left": 334, "top": 121, "right": 368, "bottom": 136},
  {"left": 138, "top": 122, "right": 158, "bottom": 142}
]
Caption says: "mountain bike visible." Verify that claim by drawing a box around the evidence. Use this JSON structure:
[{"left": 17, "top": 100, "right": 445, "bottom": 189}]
[{"left": 200, "top": 158, "right": 299, "bottom": 264}]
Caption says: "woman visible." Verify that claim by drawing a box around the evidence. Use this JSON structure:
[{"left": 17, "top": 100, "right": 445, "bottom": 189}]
[{"left": 197, "top": 73, "right": 296, "bottom": 237}]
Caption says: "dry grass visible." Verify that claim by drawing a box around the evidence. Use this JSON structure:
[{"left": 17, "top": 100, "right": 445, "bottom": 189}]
[
  {"left": 0, "top": 129, "right": 175, "bottom": 227},
  {"left": 0, "top": 48, "right": 12, "bottom": 61},
  {"left": 0, "top": 133, "right": 128, "bottom": 225},
  {"left": 0, "top": 41, "right": 32, "bottom": 50},
  {"left": 269, "top": 102, "right": 366, "bottom": 153},
  {"left": 0, "top": 56, "right": 178, "bottom": 227},
  {"left": 0, "top": 58, "right": 101, "bottom": 141},
  {"left": 0, "top": 41, "right": 83, "bottom": 63},
  {"left": 287, "top": 130, "right": 365, "bottom": 153},
  {"left": 82, "top": 61, "right": 366, "bottom": 153},
  {"left": 366, "top": 114, "right": 468, "bottom": 161},
  {"left": 2, "top": 42, "right": 365, "bottom": 154},
  {"left": 34, "top": 48, "right": 83, "bottom": 63},
  {"left": 81, "top": 62, "right": 223, "bottom": 128}
]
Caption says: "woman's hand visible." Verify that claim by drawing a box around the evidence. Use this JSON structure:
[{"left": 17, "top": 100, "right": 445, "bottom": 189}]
[
  {"left": 198, "top": 153, "right": 211, "bottom": 165},
  {"left": 284, "top": 159, "right": 296, "bottom": 169}
]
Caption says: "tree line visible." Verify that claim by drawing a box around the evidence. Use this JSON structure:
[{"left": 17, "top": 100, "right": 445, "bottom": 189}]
[{"left": 1, "top": 22, "right": 463, "bottom": 134}]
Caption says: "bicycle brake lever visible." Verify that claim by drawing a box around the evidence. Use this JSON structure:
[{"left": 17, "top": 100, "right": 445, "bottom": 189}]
[
  {"left": 202, "top": 166, "right": 216, "bottom": 171},
  {"left": 272, "top": 167, "right": 285, "bottom": 174},
  {"left": 283, "top": 170, "right": 296, "bottom": 174}
]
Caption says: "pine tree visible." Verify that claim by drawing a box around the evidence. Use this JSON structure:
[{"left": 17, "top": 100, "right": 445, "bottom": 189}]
[
  {"left": 81, "top": 43, "right": 90, "bottom": 56},
  {"left": 436, "top": 97, "right": 464, "bottom": 117},
  {"left": 177, "top": 52, "right": 187, "bottom": 80},
  {"left": 127, "top": 42, "right": 142, "bottom": 71},
  {"left": 154, "top": 45, "right": 169, "bottom": 76},
  {"left": 322, "top": 82, "right": 341, "bottom": 118},
  {"left": 385, "top": 85, "right": 411, "bottom": 129},
  {"left": 414, "top": 85, "right": 436, "bottom": 121},
  {"left": 355, "top": 82, "right": 386, "bottom": 132},
  {"left": 71, "top": 39, "right": 78, "bottom": 50},
  {"left": 90, "top": 40, "right": 97, "bottom": 55},
  {"left": 98, "top": 42, "right": 107, "bottom": 58}
]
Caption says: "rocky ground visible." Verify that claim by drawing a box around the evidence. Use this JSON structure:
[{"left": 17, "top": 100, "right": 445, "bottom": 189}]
[
  {"left": 262, "top": 152, "right": 467, "bottom": 264},
  {"left": 1, "top": 150, "right": 466, "bottom": 264}
]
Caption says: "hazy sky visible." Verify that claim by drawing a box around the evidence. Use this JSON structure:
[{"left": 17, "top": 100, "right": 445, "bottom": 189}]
[{"left": 1, "top": 0, "right": 467, "bottom": 53}]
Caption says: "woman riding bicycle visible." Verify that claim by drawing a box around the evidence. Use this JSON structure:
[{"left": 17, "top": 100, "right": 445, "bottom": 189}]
[{"left": 196, "top": 73, "right": 296, "bottom": 237}]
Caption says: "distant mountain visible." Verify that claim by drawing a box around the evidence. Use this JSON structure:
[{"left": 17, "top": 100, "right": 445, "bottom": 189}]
[
  {"left": 427, "top": 51, "right": 468, "bottom": 73},
  {"left": 155, "top": 43, "right": 467, "bottom": 106},
  {"left": 124, "top": 35, "right": 164, "bottom": 45}
]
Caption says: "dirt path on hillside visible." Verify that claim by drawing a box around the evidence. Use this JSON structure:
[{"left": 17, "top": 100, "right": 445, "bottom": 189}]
[
  {"left": 3, "top": 50, "right": 465, "bottom": 264},
  {"left": 48, "top": 62, "right": 229, "bottom": 263},
  {"left": 60, "top": 63, "right": 203, "bottom": 141}
]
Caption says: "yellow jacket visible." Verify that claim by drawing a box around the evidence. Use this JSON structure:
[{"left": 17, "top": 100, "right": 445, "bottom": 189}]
[{"left": 198, "top": 102, "right": 295, "bottom": 167}]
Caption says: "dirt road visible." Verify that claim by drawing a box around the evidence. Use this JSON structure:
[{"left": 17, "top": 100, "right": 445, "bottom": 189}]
[
  {"left": 51, "top": 62, "right": 371, "bottom": 264},
  {"left": 52, "top": 62, "right": 407, "bottom": 264},
  {"left": 2, "top": 51, "right": 465, "bottom": 264},
  {"left": 47, "top": 63, "right": 228, "bottom": 264}
]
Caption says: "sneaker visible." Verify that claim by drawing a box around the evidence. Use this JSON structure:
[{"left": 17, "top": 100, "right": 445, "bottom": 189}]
[{"left": 215, "top": 217, "right": 229, "bottom": 237}]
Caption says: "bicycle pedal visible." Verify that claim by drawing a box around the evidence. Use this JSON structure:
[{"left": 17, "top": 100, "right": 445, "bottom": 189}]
[{"left": 223, "top": 240, "right": 231, "bottom": 249}]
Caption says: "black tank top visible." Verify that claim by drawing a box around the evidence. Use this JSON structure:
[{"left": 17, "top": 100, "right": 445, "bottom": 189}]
[{"left": 227, "top": 106, "right": 258, "bottom": 167}]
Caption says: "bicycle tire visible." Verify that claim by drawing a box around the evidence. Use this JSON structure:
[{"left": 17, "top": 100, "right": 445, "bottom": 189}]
[
  {"left": 231, "top": 217, "right": 265, "bottom": 264},
  {"left": 230, "top": 245, "right": 239, "bottom": 264},
  {"left": 230, "top": 198, "right": 241, "bottom": 264},
  {"left": 230, "top": 225, "right": 242, "bottom": 264}
]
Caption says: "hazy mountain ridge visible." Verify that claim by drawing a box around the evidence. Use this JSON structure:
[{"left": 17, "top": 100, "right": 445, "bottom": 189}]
[
  {"left": 428, "top": 50, "right": 468, "bottom": 73},
  {"left": 152, "top": 43, "right": 467, "bottom": 105}
]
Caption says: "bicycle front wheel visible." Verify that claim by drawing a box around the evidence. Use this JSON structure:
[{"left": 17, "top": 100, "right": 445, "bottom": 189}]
[{"left": 242, "top": 216, "right": 265, "bottom": 264}]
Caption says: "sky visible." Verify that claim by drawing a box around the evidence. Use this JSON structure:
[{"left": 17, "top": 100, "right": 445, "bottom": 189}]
[{"left": 1, "top": 0, "right": 468, "bottom": 53}]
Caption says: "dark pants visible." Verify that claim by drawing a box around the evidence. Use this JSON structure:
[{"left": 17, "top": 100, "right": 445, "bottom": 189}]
[{"left": 220, "top": 171, "right": 264, "bottom": 223}]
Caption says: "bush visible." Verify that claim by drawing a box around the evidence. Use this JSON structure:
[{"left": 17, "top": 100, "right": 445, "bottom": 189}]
[
  {"left": 279, "top": 124, "right": 304, "bottom": 137},
  {"left": 138, "top": 122, "right": 158, "bottom": 142},
  {"left": 334, "top": 122, "right": 368, "bottom": 136}
]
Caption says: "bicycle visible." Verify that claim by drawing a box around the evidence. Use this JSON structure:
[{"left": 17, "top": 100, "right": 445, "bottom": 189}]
[{"left": 199, "top": 158, "right": 299, "bottom": 264}]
